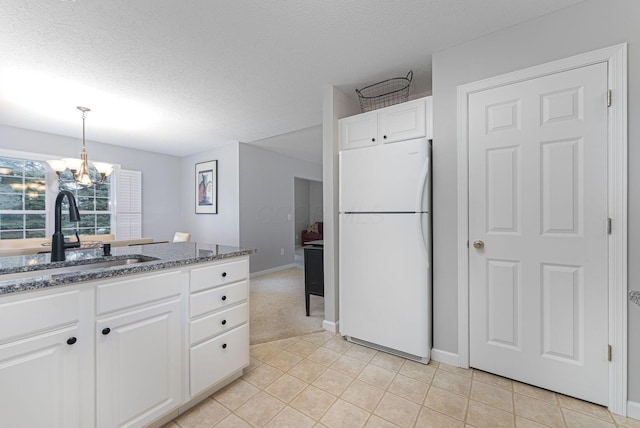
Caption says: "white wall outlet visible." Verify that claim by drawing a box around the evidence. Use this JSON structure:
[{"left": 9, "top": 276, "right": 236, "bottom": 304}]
[{"left": 280, "top": 248, "right": 284, "bottom": 255}]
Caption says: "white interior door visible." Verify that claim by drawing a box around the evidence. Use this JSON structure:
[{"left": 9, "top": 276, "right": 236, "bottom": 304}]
[{"left": 468, "top": 62, "right": 609, "bottom": 405}]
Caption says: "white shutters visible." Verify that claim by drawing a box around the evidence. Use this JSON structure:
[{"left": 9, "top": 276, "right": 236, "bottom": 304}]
[{"left": 116, "top": 169, "right": 142, "bottom": 239}]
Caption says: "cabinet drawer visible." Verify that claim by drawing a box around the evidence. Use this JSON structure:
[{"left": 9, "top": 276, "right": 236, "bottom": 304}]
[
  {"left": 190, "top": 303, "right": 248, "bottom": 345},
  {"left": 190, "top": 324, "right": 249, "bottom": 397},
  {"left": 190, "top": 258, "right": 248, "bottom": 293},
  {"left": 190, "top": 280, "right": 247, "bottom": 318},
  {"left": 96, "top": 270, "right": 181, "bottom": 315},
  {"left": 0, "top": 290, "right": 79, "bottom": 342}
]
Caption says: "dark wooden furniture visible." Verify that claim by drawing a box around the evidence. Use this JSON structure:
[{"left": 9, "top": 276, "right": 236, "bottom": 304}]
[{"left": 303, "top": 243, "right": 324, "bottom": 316}]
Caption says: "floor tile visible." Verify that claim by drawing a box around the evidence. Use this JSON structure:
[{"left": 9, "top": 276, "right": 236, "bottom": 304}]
[
  {"left": 364, "top": 415, "right": 401, "bottom": 427},
  {"left": 513, "top": 382, "right": 557, "bottom": 405},
  {"left": 270, "top": 336, "right": 300, "bottom": 349},
  {"left": 213, "top": 413, "right": 252, "bottom": 428},
  {"left": 513, "top": 393, "right": 565, "bottom": 428},
  {"left": 175, "top": 398, "right": 229, "bottom": 428},
  {"left": 213, "top": 379, "right": 260, "bottom": 411},
  {"left": 235, "top": 391, "right": 285, "bottom": 427},
  {"left": 466, "top": 399, "right": 515, "bottom": 428},
  {"left": 557, "top": 394, "right": 613, "bottom": 422},
  {"left": 357, "top": 364, "right": 396, "bottom": 389},
  {"left": 612, "top": 413, "right": 640, "bottom": 428},
  {"left": 414, "top": 406, "right": 464, "bottom": 428},
  {"left": 424, "top": 386, "right": 469, "bottom": 421},
  {"left": 265, "top": 349, "right": 303, "bottom": 372},
  {"left": 563, "top": 408, "right": 615, "bottom": 428},
  {"left": 265, "top": 373, "right": 308, "bottom": 403},
  {"left": 438, "top": 362, "right": 473, "bottom": 379},
  {"left": 373, "top": 392, "right": 420, "bottom": 428},
  {"left": 473, "top": 370, "right": 513, "bottom": 391},
  {"left": 432, "top": 369, "right": 472, "bottom": 397},
  {"left": 331, "top": 354, "right": 367, "bottom": 377},
  {"left": 247, "top": 357, "right": 263, "bottom": 373},
  {"left": 302, "top": 330, "right": 336, "bottom": 345},
  {"left": 250, "top": 343, "right": 281, "bottom": 362},
  {"left": 470, "top": 379, "right": 514, "bottom": 412},
  {"left": 242, "top": 363, "right": 284, "bottom": 389},
  {"left": 287, "top": 339, "right": 321, "bottom": 358},
  {"left": 387, "top": 374, "right": 429, "bottom": 404},
  {"left": 312, "top": 368, "right": 354, "bottom": 396},
  {"left": 369, "top": 352, "right": 404, "bottom": 372},
  {"left": 288, "top": 358, "right": 327, "bottom": 383},
  {"left": 321, "top": 399, "right": 371, "bottom": 428},
  {"left": 514, "top": 416, "right": 550, "bottom": 428},
  {"left": 398, "top": 359, "right": 436, "bottom": 384},
  {"left": 324, "top": 336, "right": 353, "bottom": 353},
  {"left": 344, "top": 344, "right": 378, "bottom": 363},
  {"left": 341, "top": 379, "right": 385, "bottom": 412},
  {"left": 308, "top": 347, "right": 342, "bottom": 366},
  {"left": 264, "top": 406, "right": 315, "bottom": 428},
  {"left": 290, "top": 385, "right": 337, "bottom": 420}
]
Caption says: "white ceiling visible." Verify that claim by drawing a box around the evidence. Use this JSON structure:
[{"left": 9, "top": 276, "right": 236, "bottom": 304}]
[{"left": 0, "top": 0, "right": 584, "bottom": 163}]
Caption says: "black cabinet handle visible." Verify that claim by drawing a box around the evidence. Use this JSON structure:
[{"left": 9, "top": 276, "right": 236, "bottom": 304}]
[
  {"left": 221, "top": 319, "right": 227, "bottom": 325},
  {"left": 371, "top": 137, "right": 375, "bottom": 142},
  {"left": 221, "top": 295, "right": 227, "bottom": 301},
  {"left": 222, "top": 272, "right": 227, "bottom": 278},
  {"left": 222, "top": 343, "right": 227, "bottom": 349},
  {"left": 383, "top": 135, "right": 387, "bottom": 139},
  {"left": 66, "top": 337, "right": 77, "bottom": 345},
  {"left": 102, "top": 328, "right": 111, "bottom": 335}
]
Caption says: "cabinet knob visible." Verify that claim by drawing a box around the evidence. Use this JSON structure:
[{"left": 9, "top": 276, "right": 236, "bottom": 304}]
[
  {"left": 221, "top": 319, "right": 227, "bottom": 325},
  {"left": 221, "top": 295, "right": 227, "bottom": 301},
  {"left": 66, "top": 337, "right": 77, "bottom": 345},
  {"left": 383, "top": 135, "right": 387, "bottom": 139},
  {"left": 102, "top": 328, "right": 111, "bottom": 335},
  {"left": 371, "top": 137, "right": 376, "bottom": 142},
  {"left": 222, "top": 343, "right": 227, "bottom": 349},
  {"left": 222, "top": 272, "right": 227, "bottom": 278}
]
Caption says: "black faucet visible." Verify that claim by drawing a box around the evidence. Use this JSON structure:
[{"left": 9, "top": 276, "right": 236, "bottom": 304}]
[{"left": 51, "top": 190, "right": 81, "bottom": 262}]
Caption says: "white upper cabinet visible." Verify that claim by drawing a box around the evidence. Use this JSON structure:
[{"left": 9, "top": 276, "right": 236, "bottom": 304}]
[{"left": 340, "top": 97, "right": 432, "bottom": 150}]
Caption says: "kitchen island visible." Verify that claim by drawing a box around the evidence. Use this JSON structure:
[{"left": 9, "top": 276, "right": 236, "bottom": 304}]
[{"left": 0, "top": 242, "right": 254, "bottom": 428}]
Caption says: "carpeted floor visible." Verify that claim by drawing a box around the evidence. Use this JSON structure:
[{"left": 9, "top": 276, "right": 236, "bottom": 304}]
[{"left": 249, "top": 266, "right": 324, "bottom": 344}]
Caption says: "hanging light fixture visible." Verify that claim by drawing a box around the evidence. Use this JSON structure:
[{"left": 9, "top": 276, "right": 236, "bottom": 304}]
[{"left": 47, "top": 106, "right": 114, "bottom": 186}]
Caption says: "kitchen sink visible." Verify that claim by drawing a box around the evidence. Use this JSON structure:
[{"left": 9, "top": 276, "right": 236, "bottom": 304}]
[{"left": 0, "top": 256, "right": 159, "bottom": 282}]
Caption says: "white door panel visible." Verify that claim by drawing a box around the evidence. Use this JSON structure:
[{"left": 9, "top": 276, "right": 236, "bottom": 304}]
[
  {"left": 339, "top": 138, "right": 429, "bottom": 212},
  {"left": 468, "top": 62, "right": 608, "bottom": 405},
  {"left": 339, "top": 213, "right": 430, "bottom": 358}
]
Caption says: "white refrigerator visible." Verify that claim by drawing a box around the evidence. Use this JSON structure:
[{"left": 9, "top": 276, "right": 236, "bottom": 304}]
[{"left": 339, "top": 137, "right": 431, "bottom": 362}]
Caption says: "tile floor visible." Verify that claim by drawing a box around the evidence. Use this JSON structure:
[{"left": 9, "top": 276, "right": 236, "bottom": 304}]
[{"left": 165, "top": 331, "right": 640, "bottom": 428}]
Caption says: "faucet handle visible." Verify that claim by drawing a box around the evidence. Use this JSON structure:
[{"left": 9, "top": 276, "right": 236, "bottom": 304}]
[{"left": 65, "top": 231, "right": 81, "bottom": 249}]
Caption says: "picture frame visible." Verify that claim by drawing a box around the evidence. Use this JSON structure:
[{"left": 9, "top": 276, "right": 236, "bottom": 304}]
[{"left": 195, "top": 160, "right": 218, "bottom": 214}]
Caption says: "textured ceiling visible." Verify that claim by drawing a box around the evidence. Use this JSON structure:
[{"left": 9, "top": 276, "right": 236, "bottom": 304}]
[{"left": 0, "top": 0, "right": 584, "bottom": 161}]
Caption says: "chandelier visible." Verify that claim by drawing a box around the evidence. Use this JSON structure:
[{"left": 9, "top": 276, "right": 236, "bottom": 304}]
[{"left": 47, "top": 106, "right": 114, "bottom": 186}]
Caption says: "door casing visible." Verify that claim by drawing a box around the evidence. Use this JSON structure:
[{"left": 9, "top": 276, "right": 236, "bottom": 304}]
[{"left": 456, "top": 44, "right": 627, "bottom": 415}]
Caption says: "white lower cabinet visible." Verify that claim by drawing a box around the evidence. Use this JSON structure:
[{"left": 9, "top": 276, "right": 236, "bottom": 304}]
[
  {"left": 96, "top": 299, "right": 182, "bottom": 428},
  {"left": 0, "top": 325, "right": 82, "bottom": 428}
]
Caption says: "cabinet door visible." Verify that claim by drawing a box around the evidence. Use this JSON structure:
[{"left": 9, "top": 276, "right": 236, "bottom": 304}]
[
  {"left": 97, "top": 299, "right": 181, "bottom": 428},
  {"left": 340, "top": 113, "right": 377, "bottom": 150},
  {"left": 0, "top": 326, "right": 81, "bottom": 428},
  {"left": 377, "top": 98, "right": 426, "bottom": 143}
]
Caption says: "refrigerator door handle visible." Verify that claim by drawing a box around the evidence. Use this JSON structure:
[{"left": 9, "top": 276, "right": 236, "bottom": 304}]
[
  {"left": 416, "top": 154, "right": 430, "bottom": 212},
  {"left": 417, "top": 213, "right": 430, "bottom": 263}
]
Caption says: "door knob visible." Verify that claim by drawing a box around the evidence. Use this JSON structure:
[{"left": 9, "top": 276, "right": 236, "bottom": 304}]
[{"left": 473, "top": 240, "right": 485, "bottom": 249}]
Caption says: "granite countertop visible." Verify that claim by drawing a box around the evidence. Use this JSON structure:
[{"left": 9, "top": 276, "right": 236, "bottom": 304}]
[
  {"left": 631, "top": 291, "right": 640, "bottom": 307},
  {"left": 0, "top": 242, "right": 254, "bottom": 296}
]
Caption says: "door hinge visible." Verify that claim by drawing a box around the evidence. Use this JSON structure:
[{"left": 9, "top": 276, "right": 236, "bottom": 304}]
[
  {"left": 607, "top": 89, "right": 612, "bottom": 107},
  {"left": 608, "top": 218, "right": 612, "bottom": 234},
  {"left": 466, "top": 240, "right": 469, "bottom": 248},
  {"left": 608, "top": 344, "right": 612, "bottom": 362}
]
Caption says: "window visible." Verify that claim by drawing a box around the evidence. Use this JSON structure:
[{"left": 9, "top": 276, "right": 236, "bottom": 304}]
[
  {"left": 0, "top": 158, "right": 47, "bottom": 239},
  {"left": 0, "top": 155, "right": 114, "bottom": 240}
]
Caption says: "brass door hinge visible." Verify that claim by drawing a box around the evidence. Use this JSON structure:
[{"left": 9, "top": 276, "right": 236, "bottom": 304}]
[
  {"left": 608, "top": 344, "right": 612, "bottom": 362},
  {"left": 607, "top": 90, "right": 612, "bottom": 107}
]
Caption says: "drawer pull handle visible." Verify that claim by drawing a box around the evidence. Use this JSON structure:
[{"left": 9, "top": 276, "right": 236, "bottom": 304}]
[
  {"left": 102, "top": 328, "right": 111, "bottom": 335},
  {"left": 221, "top": 319, "right": 227, "bottom": 325},
  {"left": 222, "top": 343, "right": 227, "bottom": 349},
  {"left": 66, "top": 337, "right": 77, "bottom": 345},
  {"left": 222, "top": 272, "right": 227, "bottom": 278},
  {"left": 371, "top": 137, "right": 376, "bottom": 142},
  {"left": 221, "top": 295, "right": 227, "bottom": 301}
]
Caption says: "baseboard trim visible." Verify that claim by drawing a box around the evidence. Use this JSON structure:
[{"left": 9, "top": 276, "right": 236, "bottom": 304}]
[
  {"left": 250, "top": 263, "right": 299, "bottom": 278},
  {"left": 431, "top": 348, "right": 459, "bottom": 366},
  {"left": 323, "top": 320, "right": 339, "bottom": 333},
  {"left": 627, "top": 401, "right": 640, "bottom": 420}
]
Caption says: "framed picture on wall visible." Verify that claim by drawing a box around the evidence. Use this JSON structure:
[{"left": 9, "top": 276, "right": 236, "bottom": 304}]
[{"left": 195, "top": 160, "right": 218, "bottom": 214}]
